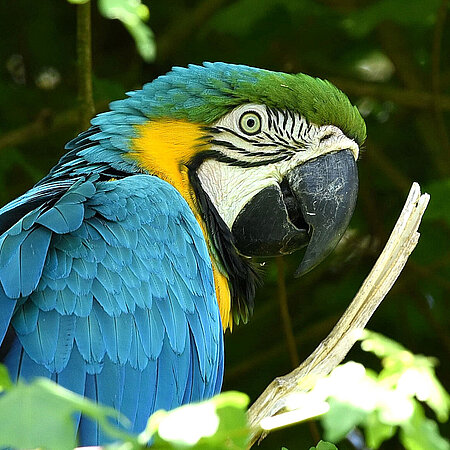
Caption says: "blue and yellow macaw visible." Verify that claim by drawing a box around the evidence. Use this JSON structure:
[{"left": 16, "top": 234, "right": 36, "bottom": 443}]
[{"left": 0, "top": 63, "right": 365, "bottom": 445}]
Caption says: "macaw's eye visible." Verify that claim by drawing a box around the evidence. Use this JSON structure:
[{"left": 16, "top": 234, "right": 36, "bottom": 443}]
[{"left": 239, "top": 112, "right": 262, "bottom": 135}]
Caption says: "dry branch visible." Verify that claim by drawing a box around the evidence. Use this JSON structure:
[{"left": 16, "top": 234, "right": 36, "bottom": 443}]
[
  {"left": 76, "top": 0, "right": 95, "bottom": 131},
  {"left": 247, "top": 182, "right": 430, "bottom": 447}
]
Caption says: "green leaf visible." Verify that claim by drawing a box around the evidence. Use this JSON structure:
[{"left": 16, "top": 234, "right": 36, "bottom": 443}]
[
  {"left": 141, "top": 391, "right": 250, "bottom": 449},
  {"left": 396, "top": 365, "right": 450, "bottom": 423},
  {"left": 0, "top": 364, "right": 12, "bottom": 392},
  {"left": 322, "top": 398, "right": 368, "bottom": 443},
  {"left": 400, "top": 403, "right": 450, "bottom": 450},
  {"left": 360, "top": 329, "right": 407, "bottom": 359},
  {"left": 0, "top": 380, "right": 78, "bottom": 449},
  {"left": 363, "top": 411, "right": 396, "bottom": 449},
  {"left": 67, "top": 0, "right": 90, "bottom": 3},
  {"left": 123, "top": 20, "right": 155, "bottom": 63},
  {"left": 0, "top": 378, "right": 137, "bottom": 450},
  {"left": 98, "top": 0, "right": 156, "bottom": 62},
  {"left": 309, "top": 440, "right": 338, "bottom": 450}
]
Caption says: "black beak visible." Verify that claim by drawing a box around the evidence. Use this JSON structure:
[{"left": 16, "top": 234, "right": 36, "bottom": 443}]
[
  {"left": 287, "top": 149, "right": 358, "bottom": 276},
  {"left": 231, "top": 149, "right": 358, "bottom": 276}
]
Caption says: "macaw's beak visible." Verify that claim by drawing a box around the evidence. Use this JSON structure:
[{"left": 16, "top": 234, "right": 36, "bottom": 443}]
[{"left": 232, "top": 149, "right": 358, "bottom": 277}]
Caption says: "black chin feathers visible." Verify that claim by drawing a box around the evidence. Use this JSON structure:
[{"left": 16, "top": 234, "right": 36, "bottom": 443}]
[{"left": 189, "top": 170, "right": 260, "bottom": 324}]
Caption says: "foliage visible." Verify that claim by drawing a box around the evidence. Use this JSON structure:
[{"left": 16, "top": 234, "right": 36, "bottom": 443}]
[
  {"left": 97, "top": 0, "right": 155, "bottom": 62},
  {"left": 0, "top": 332, "right": 447, "bottom": 449},
  {"left": 309, "top": 442, "right": 338, "bottom": 450},
  {"left": 0, "top": 373, "right": 134, "bottom": 450},
  {"left": 144, "top": 391, "right": 249, "bottom": 449},
  {"left": 67, "top": 0, "right": 155, "bottom": 61},
  {"left": 0, "top": 367, "right": 249, "bottom": 450},
  {"left": 313, "top": 331, "right": 450, "bottom": 449}
]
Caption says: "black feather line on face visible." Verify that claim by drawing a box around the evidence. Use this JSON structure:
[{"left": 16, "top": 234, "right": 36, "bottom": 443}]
[
  {"left": 216, "top": 153, "right": 289, "bottom": 168},
  {"left": 289, "top": 110, "right": 296, "bottom": 137},
  {"left": 281, "top": 109, "right": 289, "bottom": 131},
  {"left": 266, "top": 107, "right": 273, "bottom": 131},
  {"left": 188, "top": 165, "right": 261, "bottom": 324},
  {"left": 207, "top": 126, "right": 262, "bottom": 144},
  {"left": 209, "top": 138, "right": 285, "bottom": 158},
  {"left": 196, "top": 139, "right": 290, "bottom": 167},
  {"left": 273, "top": 135, "right": 291, "bottom": 147}
]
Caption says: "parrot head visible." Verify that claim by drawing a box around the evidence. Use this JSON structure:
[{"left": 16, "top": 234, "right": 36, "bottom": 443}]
[{"left": 65, "top": 62, "right": 366, "bottom": 327}]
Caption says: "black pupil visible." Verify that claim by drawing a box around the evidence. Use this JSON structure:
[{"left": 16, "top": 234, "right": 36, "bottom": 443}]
[{"left": 247, "top": 118, "right": 255, "bottom": 128}]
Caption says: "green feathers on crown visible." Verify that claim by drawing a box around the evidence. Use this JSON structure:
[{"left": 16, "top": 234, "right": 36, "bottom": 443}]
[{"left": 111, "top": 62, "right": 366, "bottom": 146}]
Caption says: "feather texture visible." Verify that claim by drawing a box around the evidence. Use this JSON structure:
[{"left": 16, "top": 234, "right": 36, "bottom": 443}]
[{"left": 0, "top": 174, "right": 224, "bottom": 446}]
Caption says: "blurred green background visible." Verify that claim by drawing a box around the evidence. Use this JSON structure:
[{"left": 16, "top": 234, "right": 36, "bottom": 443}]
[{"left": 0, "top": 0, "right": 448, "bottom": 448}]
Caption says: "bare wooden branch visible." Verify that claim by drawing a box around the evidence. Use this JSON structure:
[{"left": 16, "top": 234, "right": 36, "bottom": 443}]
[
  {"left": 247, "top": 182, "right": 430, "bottom": 447},
  {"left": 77, "top": 0, "right": 95, "bottom": 131}
]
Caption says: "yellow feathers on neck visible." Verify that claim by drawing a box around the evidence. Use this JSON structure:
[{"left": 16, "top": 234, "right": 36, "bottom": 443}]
[
  {"left": 129, "top": 119, "right": 233, "bottom": 330},
  {"left": 130, "top": 119, "right": 204, "bottom": 203}
]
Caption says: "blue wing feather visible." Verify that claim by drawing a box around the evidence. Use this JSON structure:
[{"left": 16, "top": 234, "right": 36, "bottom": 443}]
[
  {"left": 134, "top": 359, "right": 157, "bottom": 429},
  {"left": 12, "top": 302, "right": 39, "bottom": 335},
  {"left": 0, "top": 284, "right": 15, "bottom": 343},
  {"left": 0, "top": 174, "right": 224, "bottom": 446},
  {"left": 79, "top": 374, "right": 99, "bottom": 443},
  {"left": 57, "top": 346, "right": 87, "bottom": 432},
  {"left": 73, "top": 292, "right": 93, "bottom": 317},
  {"left": 74, "top": 315, "right": 106, "bottom": 369},
  {"left": 50, "top": 314, "right": 76, "bottom": 372},
  {"left": 118, "top": 364, "right": 142, "bottom": 432}
]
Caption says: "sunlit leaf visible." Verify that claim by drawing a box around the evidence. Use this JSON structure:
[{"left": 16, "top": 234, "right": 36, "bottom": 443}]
[
  {"left": 400, "top": 403, "right": 450, "bottom": 450},
  {"left": 141, "top": 391, "right": 249, "bottom": 448},
  {"left": 123, "top": 20, "right": 155, "bottom": 63},
  {"left": 360, "top": 329, "right": 407, "bottom": 359},
  {"left": 309, "top": 441, "right": 338, "bottom": 450},
  {"left": 322, "top": 398, "right": 367, "bottom": 442},
  {"left": 0, "top": 378, "right": 136, "bottom": 450},
  {"left": 0, "top": 364, "right": 12, "bottom": 392},
  {"left": 317, "top": 334, "right": 450, "bottom": 449},
  {"left": 317, "top": 362, "right": 379, "bottom": 412},
  {"left": 377, "top": 389, "right": 414, "bottom": 425},
  {"left": 363, "top": 411, "right": 396, "bottom": 449},
  {"left": 362, "top": 331, "right": 450, "bottom": 423},
  {"left": 98, "top": 0, "right": 155, "bottom": 62},
  {"left": 397, "top": 366, "right": 450, "bottom": 423}
]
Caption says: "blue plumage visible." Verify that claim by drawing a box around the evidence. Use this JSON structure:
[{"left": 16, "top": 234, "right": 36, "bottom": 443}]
[{"left": 0, "top": 174, "right": 224, "bottom": 445}]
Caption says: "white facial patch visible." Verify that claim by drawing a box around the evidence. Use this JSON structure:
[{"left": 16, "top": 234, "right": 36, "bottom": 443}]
[
  {"left": 197, "top": 160, "right": 281, "bottom": 228},
  {"left": 196, "top": 103, "right": 360, "bottom": 230}
]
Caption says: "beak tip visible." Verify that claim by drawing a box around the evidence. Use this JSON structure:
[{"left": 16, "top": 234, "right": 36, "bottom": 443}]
[
  {"left": 288, "top": 149, "right": 359, "bottom": 279},
  {"left": 294, "top": 258, "right": 317, "bottom": 278}
]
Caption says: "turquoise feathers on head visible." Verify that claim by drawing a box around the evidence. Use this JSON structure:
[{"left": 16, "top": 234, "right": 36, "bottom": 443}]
[{"left": 105, "top": 62, "right": 366, "bottom": 146}]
